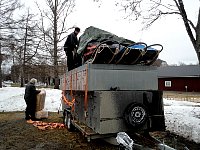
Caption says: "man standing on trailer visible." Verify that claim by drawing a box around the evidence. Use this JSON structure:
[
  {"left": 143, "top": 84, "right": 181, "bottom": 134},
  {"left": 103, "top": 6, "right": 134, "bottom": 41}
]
[{"left": 64, "top": 27, "right": 80, "bottom": 71}]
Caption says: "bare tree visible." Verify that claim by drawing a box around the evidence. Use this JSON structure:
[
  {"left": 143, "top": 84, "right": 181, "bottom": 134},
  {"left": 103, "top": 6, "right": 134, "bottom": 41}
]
[
  {"left": 12, "top": 10, "right": 41, "bottom": 87},
  {"left": 36, "top": 0, "right": 75, "bottom": 89},
  {"left": 0, "top": 0, "right": 21, "bottom": 88},
  {"left": 102, "top": 0, "right": 200, "bottom": 64}
]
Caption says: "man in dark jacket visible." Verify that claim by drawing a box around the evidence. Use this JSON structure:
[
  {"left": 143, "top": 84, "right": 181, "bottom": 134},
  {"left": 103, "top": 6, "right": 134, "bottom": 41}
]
[
  {"left": 24, "top": 78, "right": 41, "bottom": 120},
  {"left": 64, "top": 27, "right": 80, "bottom": 71}
]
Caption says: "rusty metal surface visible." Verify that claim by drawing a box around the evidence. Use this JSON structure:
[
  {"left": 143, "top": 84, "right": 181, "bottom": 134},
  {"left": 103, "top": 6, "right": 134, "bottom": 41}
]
[{"left": 65, "top": 90, "right": 165, "bottom": 135}]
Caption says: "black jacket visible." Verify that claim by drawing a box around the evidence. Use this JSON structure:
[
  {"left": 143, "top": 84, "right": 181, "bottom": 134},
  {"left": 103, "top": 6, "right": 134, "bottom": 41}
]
[
  {"left": 24, "top": 83, "right": 40, "bottom": 102},
  {"left": 64, "top": 32, "right": 79, "bottom": 51}
]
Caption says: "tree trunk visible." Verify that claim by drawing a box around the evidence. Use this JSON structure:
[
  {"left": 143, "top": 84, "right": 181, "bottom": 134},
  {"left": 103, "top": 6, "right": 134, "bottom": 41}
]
[
  {"left": 0, "top": 58, "right": 2, "bottom": 88},
  {"left": 0, "top": 42, "right": 2, "bottom": 88},
  {"left": 20, "top": 73, "right": 24, "bottom": 87},
  {"left": 177, "top": 0, "right": 200, "bottom": 64},
  {"left": 195, "top": 7, "right": 200, "bottom": 64},
  {"left": 53, "top": 0, "right": 59, "bottom": 89},
  {"left": 20, "top": 16, "right": 29, "bottom": 87}
]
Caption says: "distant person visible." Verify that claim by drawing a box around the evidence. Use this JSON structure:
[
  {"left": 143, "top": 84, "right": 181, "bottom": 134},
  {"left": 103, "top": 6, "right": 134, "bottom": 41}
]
[
  {"left": 64, "top": 27, "right": 80, "bottom": 71},
  {"left": 24, "top": 78, "right": 41, "bottom": 121}
]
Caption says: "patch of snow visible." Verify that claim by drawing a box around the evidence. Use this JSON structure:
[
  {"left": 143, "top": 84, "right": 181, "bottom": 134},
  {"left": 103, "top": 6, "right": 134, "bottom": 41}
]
[
  {"left": 164, "top": 99, "right": 200, "bottom": 143},
  {"left": 0, "top": 87, "right": 62, "bottom": 112}
]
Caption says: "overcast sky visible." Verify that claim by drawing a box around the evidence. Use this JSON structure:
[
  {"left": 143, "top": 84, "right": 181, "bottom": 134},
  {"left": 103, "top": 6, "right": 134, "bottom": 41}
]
[{"left": 22, "top": 0, "right": 199, "bottom": 65}]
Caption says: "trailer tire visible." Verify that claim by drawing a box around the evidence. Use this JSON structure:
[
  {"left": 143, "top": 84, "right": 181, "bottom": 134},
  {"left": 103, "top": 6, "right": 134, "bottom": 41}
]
[
  {"left": 124, "top": 103, "right": 148, "bottom": 128},
  {"left": 63, "top": 111, "right": 75, "bottom": 131}
]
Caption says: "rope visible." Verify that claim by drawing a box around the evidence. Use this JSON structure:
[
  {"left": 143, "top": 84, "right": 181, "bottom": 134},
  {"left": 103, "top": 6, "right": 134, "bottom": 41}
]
[
  {"left": 70, "top": 72, "right": 73, "bottom": 97},
  {"left": 131, "top": 50, "right": 144, "bottom": 65},
  {"left": 84, "top": 64, "right": 88, "bottom": 117},
  {"left": 62, "top": 73, "right": 66, "bottom": 91},
  {"left": 143, "top": 44, "right": 163, "bottom": 65},
  {"left": 61, "top": 91, "right": 75, "bottom": 107},
  {"left": 116, "top": 47, "right": 129, "bottom": 64},
  {"left": 116, "top": 42, "right": 148, "bottom": 64},
  {"left": 61, "top": 71, "right": 75, "bottom": 108},
  {"left": 91, "top": 40, "right": 120, "bottom": 64}
]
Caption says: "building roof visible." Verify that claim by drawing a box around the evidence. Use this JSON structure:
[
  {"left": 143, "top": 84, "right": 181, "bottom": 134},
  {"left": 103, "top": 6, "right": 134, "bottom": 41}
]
[{"left": 158, "top": 65, "right": 200, "bottom": 77}]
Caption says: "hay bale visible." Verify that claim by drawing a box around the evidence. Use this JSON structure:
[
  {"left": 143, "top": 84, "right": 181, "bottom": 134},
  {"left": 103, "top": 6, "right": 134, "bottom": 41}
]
[
  {"left": 36, "top": 89, "right": 46, "bottom": 112},
  {"left": 35, "top": 110, "right": 48, "bottom": 119}
]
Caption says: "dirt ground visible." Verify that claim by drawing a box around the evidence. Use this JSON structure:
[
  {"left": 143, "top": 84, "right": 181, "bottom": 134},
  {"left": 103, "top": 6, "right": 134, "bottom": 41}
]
[{"left": 0, "top": 111, "right": 200, "bottom": 150}]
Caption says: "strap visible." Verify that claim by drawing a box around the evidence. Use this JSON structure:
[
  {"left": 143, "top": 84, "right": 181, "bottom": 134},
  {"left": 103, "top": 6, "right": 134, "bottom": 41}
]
[{"left": 84, "top": 64, "right": 88, "bottom": 117}]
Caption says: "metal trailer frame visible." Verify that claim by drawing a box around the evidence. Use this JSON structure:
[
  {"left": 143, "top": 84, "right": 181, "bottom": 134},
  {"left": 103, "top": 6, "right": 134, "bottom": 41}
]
[{"left": 60, "top": 64, "right": 165, "bottom": 142}]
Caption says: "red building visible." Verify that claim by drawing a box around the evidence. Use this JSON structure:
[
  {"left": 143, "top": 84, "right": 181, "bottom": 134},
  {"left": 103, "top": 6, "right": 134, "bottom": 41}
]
[{"left": 158, "top": 65, "right": 200, "bottom": 92}]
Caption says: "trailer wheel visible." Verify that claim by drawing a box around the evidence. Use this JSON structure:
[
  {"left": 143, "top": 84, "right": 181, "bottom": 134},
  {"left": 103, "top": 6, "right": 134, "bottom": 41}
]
[
  {"left": 63, "top": 111, "right": 75, "bottom": 131},
  {"left": 124, "top": 103, "right": 148, "bottom": 128}
]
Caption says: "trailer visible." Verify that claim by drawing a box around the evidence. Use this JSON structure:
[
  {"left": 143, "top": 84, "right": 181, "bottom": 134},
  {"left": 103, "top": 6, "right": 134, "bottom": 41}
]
[{"left": 60, "top": 64, "right": 165, "bottom": 142}]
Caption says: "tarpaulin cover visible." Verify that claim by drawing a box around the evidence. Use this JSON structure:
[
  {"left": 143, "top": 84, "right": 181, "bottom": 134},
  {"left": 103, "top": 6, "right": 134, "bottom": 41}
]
[{"left": 77, "top": 26, "right": 135, "bottom": 54}]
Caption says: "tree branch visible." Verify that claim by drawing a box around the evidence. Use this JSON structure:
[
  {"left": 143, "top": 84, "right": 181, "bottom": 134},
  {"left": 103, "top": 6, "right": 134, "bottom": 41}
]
[{"left": 177, "top": 0, "right": 196, "bottom": 48}]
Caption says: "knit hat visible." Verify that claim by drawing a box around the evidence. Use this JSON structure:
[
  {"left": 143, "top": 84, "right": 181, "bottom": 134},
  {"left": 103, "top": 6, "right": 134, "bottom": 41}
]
[{"left": 30, "top": 78, "right": 37, "bottom": 85}]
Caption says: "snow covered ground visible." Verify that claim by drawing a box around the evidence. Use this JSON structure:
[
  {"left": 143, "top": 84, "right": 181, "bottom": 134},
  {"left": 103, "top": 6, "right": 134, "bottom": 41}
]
[
  {"left": 0, "top": 87, "right": 200, "bottom": 143},
  {"left": 164, "top": 100, "right": 200, "bottom": 143},
  {"left": 0, "top": 87, "right": 61, "bottom": 112}
]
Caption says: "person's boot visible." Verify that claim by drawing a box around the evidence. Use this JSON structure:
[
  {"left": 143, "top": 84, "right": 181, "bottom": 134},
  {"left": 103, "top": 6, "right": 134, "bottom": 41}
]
[{"left": 25, "top": 114, "right": 31, "bottom": 120}]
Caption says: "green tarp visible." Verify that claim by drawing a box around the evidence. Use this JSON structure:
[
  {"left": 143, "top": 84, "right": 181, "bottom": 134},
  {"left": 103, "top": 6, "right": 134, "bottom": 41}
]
[{"left": 77, "top": 26, "right": 135, "bottom": 54}]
